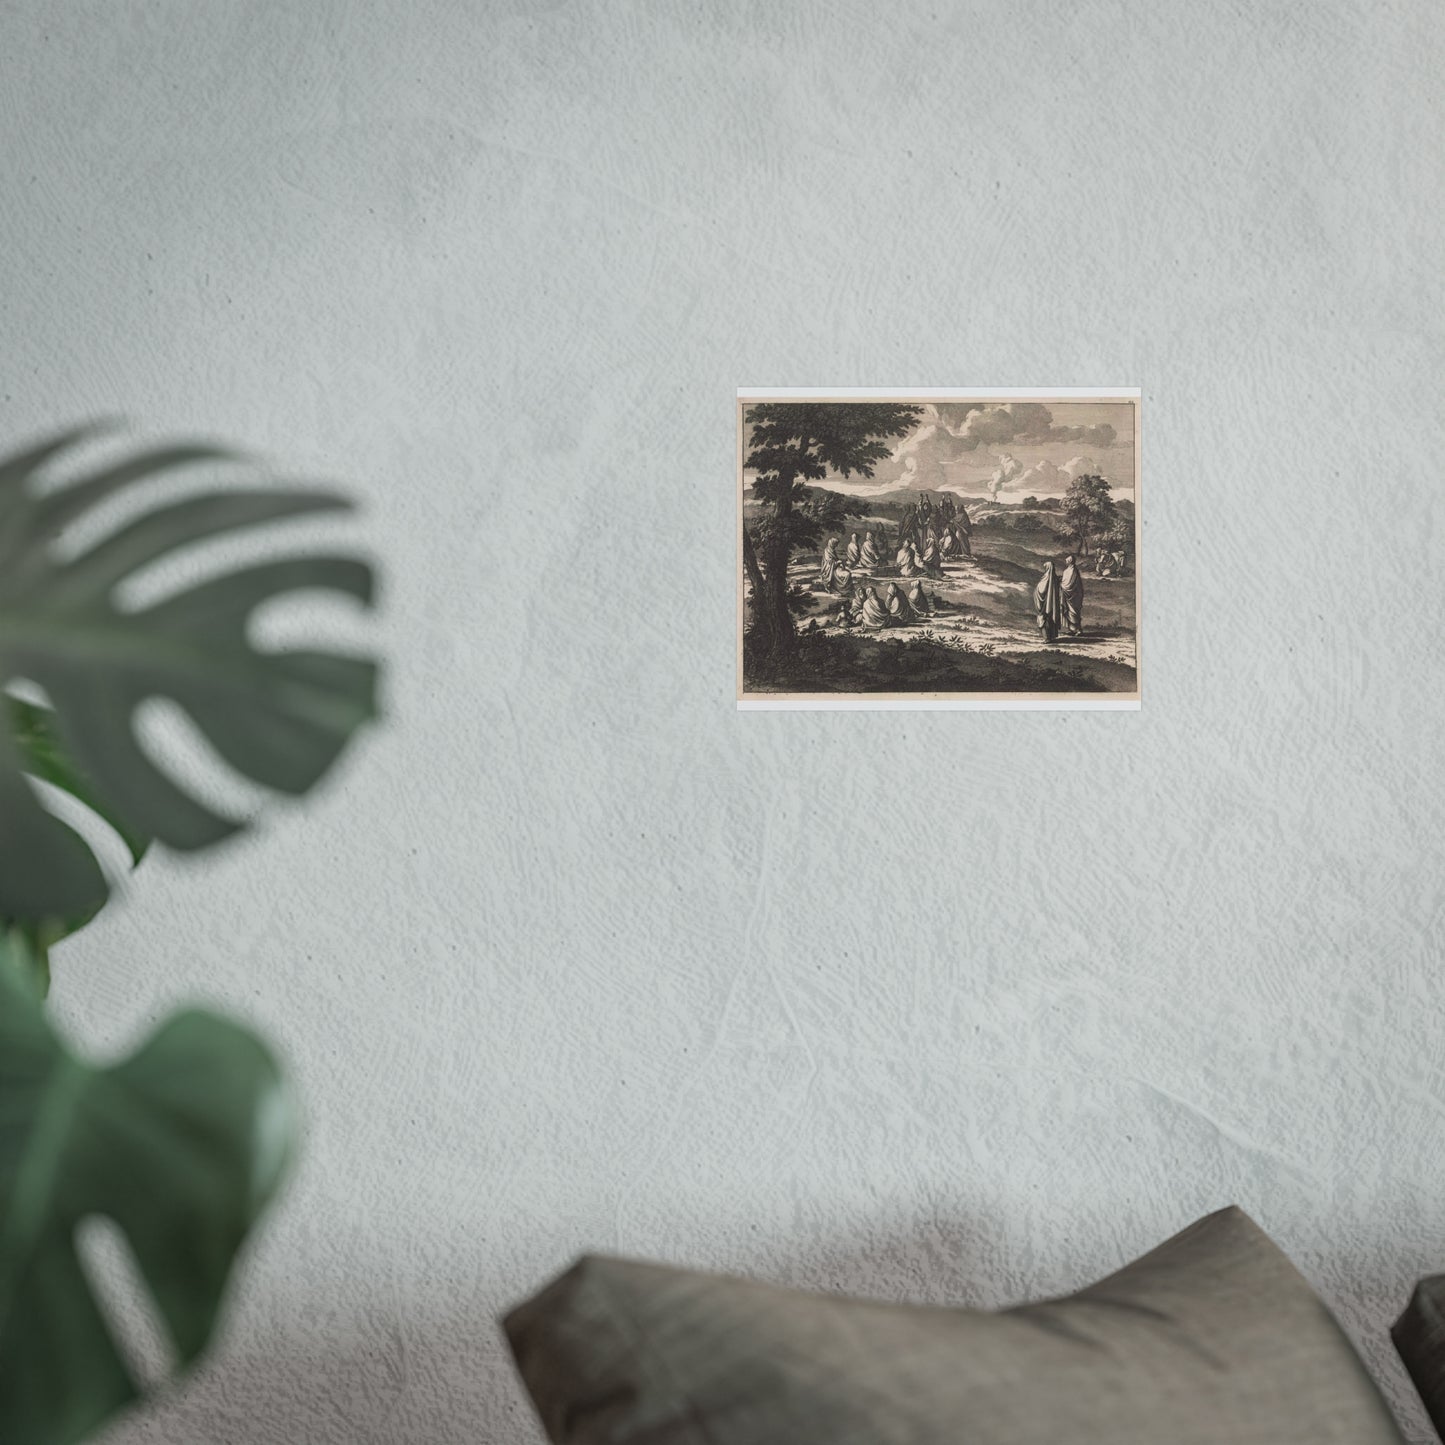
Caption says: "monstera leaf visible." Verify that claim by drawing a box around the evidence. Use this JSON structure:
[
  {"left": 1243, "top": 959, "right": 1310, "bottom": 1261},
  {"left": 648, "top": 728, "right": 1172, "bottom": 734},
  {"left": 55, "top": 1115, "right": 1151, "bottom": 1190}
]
[
  {"left": 0, "top": 425, "right": 378, "bottom": 925},
  {"left": 0, "top": 935, "right": 294, "bottom": 1445},
  {"left": 5, "top": 697, "right": 152, "bottom": 994}
]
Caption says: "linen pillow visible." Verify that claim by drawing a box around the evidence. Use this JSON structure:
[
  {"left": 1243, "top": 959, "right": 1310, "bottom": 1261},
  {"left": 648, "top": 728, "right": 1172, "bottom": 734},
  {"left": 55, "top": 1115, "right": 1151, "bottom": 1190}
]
[
  {"left": 504, "top": 1206, "right": 1405, "bottom": 1445},
  {"left": 1394, "top": 1275, "right": 1445, "bottom": 1441}
]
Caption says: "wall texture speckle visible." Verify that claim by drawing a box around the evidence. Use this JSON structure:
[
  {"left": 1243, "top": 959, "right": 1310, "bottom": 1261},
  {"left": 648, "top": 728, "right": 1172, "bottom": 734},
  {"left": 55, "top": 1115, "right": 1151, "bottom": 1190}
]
[{"left": 4, "top": 1, "right": 1443, "bottom": 1441}]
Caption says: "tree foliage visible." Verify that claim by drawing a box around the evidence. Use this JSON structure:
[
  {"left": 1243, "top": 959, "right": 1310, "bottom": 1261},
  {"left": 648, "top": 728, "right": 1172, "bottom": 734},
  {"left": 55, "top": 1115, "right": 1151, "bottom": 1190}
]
[
  {"left": 1061, "top": 473, "right": 1117, "bottom": 553},
  {"left": 801, "top": 485, "right": 868, "bottom": 529},
  {"left": 742, "top": 404, "right": 922, "bottom": 662},
  {"left": 743, "top": 403, "right": 923, "bottom": 503}
]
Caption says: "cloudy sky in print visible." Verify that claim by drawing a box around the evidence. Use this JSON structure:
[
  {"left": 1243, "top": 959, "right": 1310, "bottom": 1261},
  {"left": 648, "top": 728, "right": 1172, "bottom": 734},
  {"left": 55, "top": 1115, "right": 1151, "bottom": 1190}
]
[{"left": 748, "top": 399, "right": 1138, "bottom": 504}]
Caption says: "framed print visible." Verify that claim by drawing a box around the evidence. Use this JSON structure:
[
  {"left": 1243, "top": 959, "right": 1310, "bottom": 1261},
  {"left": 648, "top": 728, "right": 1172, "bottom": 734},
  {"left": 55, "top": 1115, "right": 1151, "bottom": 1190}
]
[{"left": 737, "top": 388, "right": 1141, "bottom": 711}]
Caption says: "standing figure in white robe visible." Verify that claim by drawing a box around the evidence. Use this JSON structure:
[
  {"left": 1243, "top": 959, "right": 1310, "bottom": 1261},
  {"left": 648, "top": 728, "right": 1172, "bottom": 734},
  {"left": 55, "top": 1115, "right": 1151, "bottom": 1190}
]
[
  {"left": 1034, "top": 559, "right": 1062, "bottom": 643},
  {"left": 954, "top": 504, "right": 973, "bottom": 557},
  {"left": 1060, "top": 554, "right": 1084, "bottom": 635}
]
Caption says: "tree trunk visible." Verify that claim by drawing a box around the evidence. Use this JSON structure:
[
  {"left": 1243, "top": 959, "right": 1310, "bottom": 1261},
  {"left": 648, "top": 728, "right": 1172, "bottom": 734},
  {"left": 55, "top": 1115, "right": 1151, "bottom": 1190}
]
[
  {"left": 761, "top": 532, "right": 795, "bottom": 657},
  {"left": 741, "top": 451, "right": 807, "bottom": 663},
  {"left": 740, "top": 525, "right": 774, "bottom": 655}
]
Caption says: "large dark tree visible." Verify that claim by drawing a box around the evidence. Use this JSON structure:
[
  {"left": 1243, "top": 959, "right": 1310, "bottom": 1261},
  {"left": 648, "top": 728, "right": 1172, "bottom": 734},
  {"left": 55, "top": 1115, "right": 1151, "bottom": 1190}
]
[
  {"left": 742, "top": 403, "right": 922, "bottom": 659},
  {"left": 1061, "top": 473, "right": 1117, "bottom": 556}
]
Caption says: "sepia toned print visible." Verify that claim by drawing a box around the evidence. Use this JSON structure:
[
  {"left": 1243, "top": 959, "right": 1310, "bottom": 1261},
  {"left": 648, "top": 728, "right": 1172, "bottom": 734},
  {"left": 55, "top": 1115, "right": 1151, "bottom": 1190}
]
[{"left": 737, "top": 389, "right": 1141, "bottom": 708}]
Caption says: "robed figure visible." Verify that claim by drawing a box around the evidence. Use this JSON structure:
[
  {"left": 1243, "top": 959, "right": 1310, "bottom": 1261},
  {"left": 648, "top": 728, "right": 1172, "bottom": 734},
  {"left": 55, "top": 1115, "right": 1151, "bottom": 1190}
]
[
  {"left": 1060, "top": 554, "right": 1084, "bottom": 636},
  {"left": 845, "top": 532, "right": 861, "bottom": 567},
  {"left": 1034, "top": 560, "right": 1063, "bottom": 643},
  {"left": 818, "top": 538, "right": 851, "bottom": 594},
  {"left": 859, "top": 531, "right": 881, "bottom": 569},
  {"left": 859, "top": 586, "right": 890, "bottom": 628},
  {"left": 884, "top": 581, "right": 918, "bottom": 625},
  {"left": 954, "top": 502, "right": 973, "bottom": 557}
]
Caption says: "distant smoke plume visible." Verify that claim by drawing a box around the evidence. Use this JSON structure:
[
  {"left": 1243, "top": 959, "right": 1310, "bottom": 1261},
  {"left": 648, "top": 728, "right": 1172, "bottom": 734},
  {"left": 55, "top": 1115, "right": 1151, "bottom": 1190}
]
[{"left": 988, "top": 453, "right": 1023, "bottom": 501}]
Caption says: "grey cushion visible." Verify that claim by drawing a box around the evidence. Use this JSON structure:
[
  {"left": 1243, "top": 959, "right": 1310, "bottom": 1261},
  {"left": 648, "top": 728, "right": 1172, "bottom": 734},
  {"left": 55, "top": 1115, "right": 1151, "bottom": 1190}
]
[
  {"left": 504, "top": 1206, "right": 1404, "bottom": 1444},
  {"left": 1393, "top": 1275, "right": 1445, "bottom": 1441}
]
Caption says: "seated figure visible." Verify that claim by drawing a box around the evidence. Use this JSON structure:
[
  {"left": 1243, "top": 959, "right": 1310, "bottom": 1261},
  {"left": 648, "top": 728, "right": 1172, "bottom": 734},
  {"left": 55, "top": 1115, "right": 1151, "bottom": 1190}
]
[
  {"left": 858, "top": 585, "right": 890, "bottom": 628},
  {"left": 885, "top": 581, "right": 918, "bottom": 625},
  {"left": 818, "top": 537, "right": 841, "bottom": 589}
]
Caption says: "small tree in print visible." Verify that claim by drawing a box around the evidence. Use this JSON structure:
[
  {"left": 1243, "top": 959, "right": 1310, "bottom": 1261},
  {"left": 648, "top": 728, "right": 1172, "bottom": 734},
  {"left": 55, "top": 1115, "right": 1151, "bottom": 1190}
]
[{"left": 1062, "top": 473, "right": 1117, "bottom": 556}]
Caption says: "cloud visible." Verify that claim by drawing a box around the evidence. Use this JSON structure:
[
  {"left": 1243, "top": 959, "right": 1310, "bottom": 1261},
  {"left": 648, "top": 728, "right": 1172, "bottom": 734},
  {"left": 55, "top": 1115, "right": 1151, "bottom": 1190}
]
[
  {"left": 889, "top": 423, "right": 973, "bottom": 487},
  {"left": 1011, "top": 458, "right": 1065, "bottom": 498},
  {"left": 1062, "top": 456, "right": 1132, "bottom": 496},
  {"left": 922, "top": 402, "right": 1116, "bottom": 452},
  {"left": 847, "top": 408, "right": 1124, "bottom": 495},
  {"left": 1004, "top": 454, "right": 1135, "bottom": 505}
]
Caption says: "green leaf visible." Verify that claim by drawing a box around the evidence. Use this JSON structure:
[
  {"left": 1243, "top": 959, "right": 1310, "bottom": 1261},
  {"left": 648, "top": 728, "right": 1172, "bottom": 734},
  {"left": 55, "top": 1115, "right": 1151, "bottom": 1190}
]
[
  {"left": 0, "top": 426, "right": 379, "bottom": 922},
  {"left": 0, "top": 947, "right": 294, "bottom": 1445},
  {"left": 0, "top": 925, "right": 49, "bottom": 1001},
  {"left": 3, "top": 696, "right": 150, "bottom": 957},
  {"left": 8, "top": 697, "right": 149, "bottom": 867}
]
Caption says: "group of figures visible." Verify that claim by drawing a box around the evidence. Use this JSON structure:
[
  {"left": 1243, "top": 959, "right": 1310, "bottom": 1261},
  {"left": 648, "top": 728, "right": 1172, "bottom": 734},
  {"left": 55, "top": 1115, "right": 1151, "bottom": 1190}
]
[
  {"left": 814, "top": 522, "right": 955, "bottom": 634},
  {"left": 837, "top": 577, "right": 937, "bottom": 630},
  {"left": 820, "top": 505, "right": 976, "bottom": 601},
  {"left": 811, "top": 524, "right": 948, "bottom": 635},
  {"left": 1033, "top": 555, "right": 1086, "bottom": 642},
  {"left": 818, "top": 520, "right": 967, "bottom": 599},
  {"left": 812, "top": 496, "right": 1107, "bottom": 648},
  {"left": 897, "top": 491, "right": 971, "bottom": 556}
]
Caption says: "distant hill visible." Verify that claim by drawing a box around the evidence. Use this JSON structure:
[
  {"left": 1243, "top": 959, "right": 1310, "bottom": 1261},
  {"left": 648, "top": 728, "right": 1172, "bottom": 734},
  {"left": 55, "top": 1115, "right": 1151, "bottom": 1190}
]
[
  {"left": 847, "top": 487, "right": 992, "bottom": 508},
  {"left": 744, "top": 483, "right": 989, "bottom": 517},
  {"left": 743, "top": 484, "right": 1134, "bottom": 524}
]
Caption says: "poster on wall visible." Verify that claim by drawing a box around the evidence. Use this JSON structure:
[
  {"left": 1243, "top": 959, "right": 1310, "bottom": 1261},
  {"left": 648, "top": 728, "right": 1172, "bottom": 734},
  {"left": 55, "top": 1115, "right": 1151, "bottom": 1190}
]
[{"left": 737, "top": 388, "right": 1141, "bottom": 711}]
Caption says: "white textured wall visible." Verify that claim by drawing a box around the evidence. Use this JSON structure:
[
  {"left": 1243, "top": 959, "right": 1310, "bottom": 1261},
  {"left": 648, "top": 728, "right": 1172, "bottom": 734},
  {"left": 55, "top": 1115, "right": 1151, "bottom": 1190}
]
[{"left": 5, "top": 2, "right": 1443, "bottom": 1440}]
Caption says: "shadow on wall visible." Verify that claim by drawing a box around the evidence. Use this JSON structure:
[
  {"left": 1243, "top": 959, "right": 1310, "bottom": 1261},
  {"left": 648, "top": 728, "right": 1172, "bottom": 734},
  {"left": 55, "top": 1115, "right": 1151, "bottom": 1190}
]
[{"left": 98, "top": 1205, "right": 1435, "bottom": 1445}]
